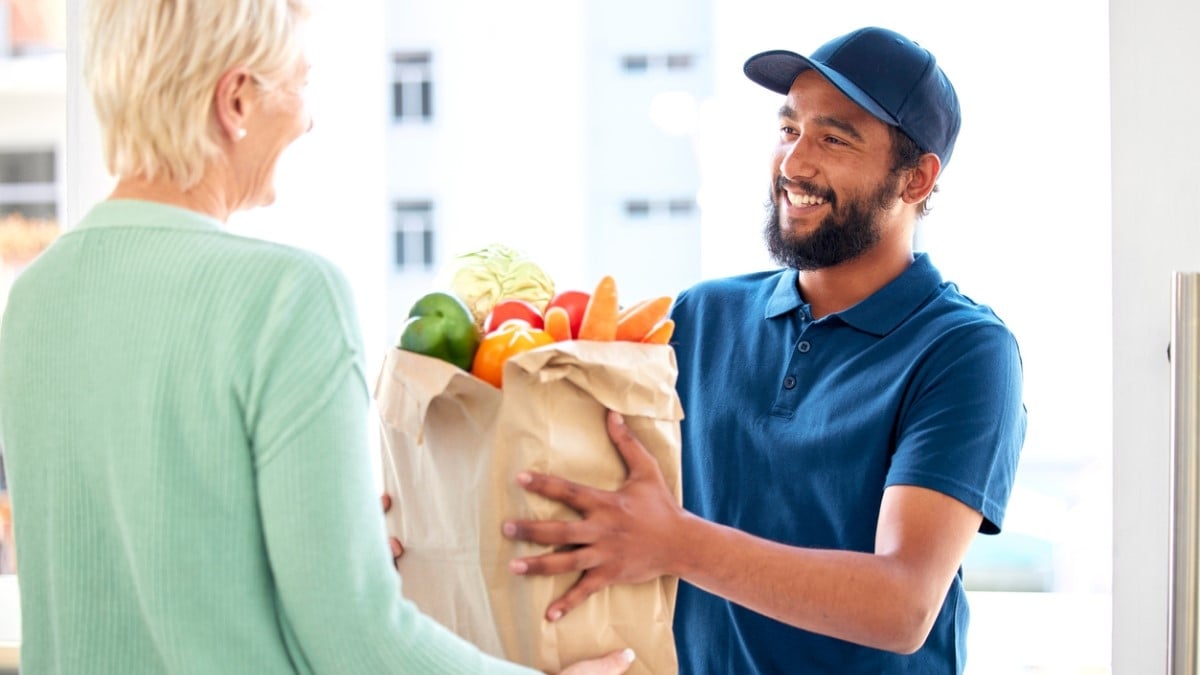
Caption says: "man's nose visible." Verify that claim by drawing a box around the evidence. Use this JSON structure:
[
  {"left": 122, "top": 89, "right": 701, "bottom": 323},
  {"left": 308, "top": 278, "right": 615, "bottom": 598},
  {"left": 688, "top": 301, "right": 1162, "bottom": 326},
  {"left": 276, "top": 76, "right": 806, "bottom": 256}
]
[{"left": 779, "top": 135, "right": 818, "bottom": 180}]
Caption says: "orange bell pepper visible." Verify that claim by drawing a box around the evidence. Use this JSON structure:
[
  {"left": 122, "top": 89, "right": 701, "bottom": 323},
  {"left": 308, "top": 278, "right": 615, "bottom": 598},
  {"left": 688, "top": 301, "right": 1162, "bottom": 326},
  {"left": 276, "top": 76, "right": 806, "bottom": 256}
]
[{"left": 470, "top": 319, "right": 555, "bottom": 388}]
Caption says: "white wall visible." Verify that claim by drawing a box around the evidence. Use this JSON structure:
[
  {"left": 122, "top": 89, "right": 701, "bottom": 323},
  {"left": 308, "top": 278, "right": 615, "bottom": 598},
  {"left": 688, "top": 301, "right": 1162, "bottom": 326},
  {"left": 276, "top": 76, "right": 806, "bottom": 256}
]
[
  {"left": 1110, "top": 0, "right": 1200, "bottom": 671},
  {"left": 0, "top": 92, "right": 62, "bottom": 147},
  {"left": 224, "top": 0, "right": 389, "bottom": 361},
  {"left": 63, "top": 2, "right": 109, "bottom": 225}
]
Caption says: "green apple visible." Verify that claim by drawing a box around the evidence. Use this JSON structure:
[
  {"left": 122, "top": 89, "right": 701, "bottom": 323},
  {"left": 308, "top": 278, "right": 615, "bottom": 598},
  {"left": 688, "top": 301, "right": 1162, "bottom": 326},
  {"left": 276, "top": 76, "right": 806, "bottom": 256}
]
[{"left": 397, "top": 292, "right": 481, "bottom": 371}]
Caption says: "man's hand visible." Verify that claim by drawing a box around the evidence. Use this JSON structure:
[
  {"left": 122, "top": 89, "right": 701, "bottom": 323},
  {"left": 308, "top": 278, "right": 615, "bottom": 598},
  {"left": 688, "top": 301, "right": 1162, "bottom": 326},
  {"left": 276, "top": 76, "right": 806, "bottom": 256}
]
[
  {"left": 380, "top": 493, "right": 403, "bottom": 570},
  {"left": 502, "top": 410, "right": 687, "bottom": 621}
]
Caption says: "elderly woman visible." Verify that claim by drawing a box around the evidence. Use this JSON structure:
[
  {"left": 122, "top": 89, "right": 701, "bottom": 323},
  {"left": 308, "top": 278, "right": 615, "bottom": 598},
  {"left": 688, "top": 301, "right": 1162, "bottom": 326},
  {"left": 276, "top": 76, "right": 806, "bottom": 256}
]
[{"left": 0, "top": 2, "right": 633, "bottom": 674}]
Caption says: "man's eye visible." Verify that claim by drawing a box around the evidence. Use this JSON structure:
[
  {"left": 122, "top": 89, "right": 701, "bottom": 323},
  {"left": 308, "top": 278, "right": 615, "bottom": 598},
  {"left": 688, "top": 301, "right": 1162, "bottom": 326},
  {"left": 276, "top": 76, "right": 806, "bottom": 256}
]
[
  {"left": 780, "top": 126, "right": 799, "bottom": 137},
  {"left": 824, "top": 135, "right": 848, "bottom": 146}
]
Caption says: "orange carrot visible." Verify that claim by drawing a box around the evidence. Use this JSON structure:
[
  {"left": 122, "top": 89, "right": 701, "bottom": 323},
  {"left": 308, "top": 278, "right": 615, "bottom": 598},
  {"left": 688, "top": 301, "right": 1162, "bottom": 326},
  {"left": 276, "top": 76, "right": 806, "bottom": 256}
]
[
  {"left": 545, "top": 306, "right": 573, "bottom": 342},
  {"left": 577, "top": 275, "right": 619, "bottom": 341},
  {"left": 616, "top": 295, "right": 673, "bottom": 342},
  {"left": 618, "top": 298, "right": 651, "bottom": 322},
  {"left": 642, "top": 319, "right": 675, "bottom": 345}
]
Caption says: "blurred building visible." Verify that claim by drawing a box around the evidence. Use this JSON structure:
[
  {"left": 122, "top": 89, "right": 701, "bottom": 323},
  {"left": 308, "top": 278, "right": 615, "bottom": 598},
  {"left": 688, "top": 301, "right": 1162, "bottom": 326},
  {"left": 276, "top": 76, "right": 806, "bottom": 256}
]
[
  {"left": 0, "top": 0, "right": 64, "bottom": 225},
  {"left": 382, "top": 0, "right": 710, "bottom": 335}
]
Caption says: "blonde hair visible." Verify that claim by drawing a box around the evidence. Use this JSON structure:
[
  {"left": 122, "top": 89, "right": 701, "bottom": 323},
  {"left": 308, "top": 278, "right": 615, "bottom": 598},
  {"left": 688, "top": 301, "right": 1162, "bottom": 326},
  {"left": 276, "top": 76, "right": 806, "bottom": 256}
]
[{"left": 84, "top": 0, "right": 310, "bottom": 189}]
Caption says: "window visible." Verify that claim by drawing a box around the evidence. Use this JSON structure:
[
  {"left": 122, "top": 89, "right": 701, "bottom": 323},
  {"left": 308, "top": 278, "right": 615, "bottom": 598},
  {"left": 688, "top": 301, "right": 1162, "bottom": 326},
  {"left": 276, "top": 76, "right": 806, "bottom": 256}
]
[
  {"left": 0, "top": 149, "right": 57, "bottom": 221},
  {"left": 665, "top": 53, "right": 693, "bottom": 70},
  {"left": 623, "top": 198, "right": 695, "bottom": 219},
  {"left": 621, "top": 54, "right": 649, "bottom": 72},
  {"left": 620, "top": 53, "right": 695, "bottom": 73},
  {"left": 391, "top": 52, "right": 432, "bottom": 122},
  {"left": 624, "top": 199, "right": 651, "bottom": 218},
  {"left": 393, "top": 200, "right": 434, "bottom": 271},
  {"left": 667, "top": 199, "right": 695, "bottom": 216}
]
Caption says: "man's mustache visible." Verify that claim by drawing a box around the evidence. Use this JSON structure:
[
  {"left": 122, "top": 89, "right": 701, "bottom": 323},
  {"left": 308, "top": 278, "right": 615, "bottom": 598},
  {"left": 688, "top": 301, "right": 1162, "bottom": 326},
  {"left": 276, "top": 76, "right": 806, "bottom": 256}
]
[{"left": 775, "top": 177, "right": 835, "bottom": 205}]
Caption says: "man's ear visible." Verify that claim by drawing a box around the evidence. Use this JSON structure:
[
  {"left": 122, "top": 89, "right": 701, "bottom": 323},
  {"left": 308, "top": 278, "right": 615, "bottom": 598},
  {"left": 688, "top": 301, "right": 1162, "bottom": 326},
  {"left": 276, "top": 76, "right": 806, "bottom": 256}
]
[
  {"left": 901, "top": 153, "right": 942, "bottom": 205},
  {"left": 213, "top": 69, "right": 251, "bottom": 144}
]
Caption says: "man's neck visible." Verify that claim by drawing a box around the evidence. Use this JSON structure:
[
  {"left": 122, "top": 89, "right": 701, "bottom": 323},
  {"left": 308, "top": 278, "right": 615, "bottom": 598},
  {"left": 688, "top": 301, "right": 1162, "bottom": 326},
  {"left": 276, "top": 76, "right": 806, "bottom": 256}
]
[{"left": 797, "top": 241, "right": 915, "bottom": 319}]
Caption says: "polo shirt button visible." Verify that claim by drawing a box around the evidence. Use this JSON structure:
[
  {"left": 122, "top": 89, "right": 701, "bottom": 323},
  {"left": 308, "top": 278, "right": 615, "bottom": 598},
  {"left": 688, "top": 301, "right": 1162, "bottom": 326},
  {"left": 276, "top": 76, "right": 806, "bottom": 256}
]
[
  {"left": 797, "top": 341, "right": 811, "bottom": 353},
  {"left": 783, "top": 376, "right": 796, "bottom": 389}
]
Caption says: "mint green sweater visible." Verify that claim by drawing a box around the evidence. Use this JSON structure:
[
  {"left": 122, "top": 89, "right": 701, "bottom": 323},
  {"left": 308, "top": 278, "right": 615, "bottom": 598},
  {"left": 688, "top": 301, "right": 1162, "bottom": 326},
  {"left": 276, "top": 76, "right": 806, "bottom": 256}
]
[{"left": 0, "top": 200, "right": 536, "bottom": 674}]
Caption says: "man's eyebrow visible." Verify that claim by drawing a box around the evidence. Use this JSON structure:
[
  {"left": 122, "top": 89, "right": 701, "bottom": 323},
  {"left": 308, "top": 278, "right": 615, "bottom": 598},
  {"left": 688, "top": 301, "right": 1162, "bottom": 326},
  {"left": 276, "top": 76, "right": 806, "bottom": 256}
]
[
  {"left": 776, "top": 105, "right": 866, "bottom": 142},
  {"left": 815, "top": 115, "right": 865, "bottom": 142}
]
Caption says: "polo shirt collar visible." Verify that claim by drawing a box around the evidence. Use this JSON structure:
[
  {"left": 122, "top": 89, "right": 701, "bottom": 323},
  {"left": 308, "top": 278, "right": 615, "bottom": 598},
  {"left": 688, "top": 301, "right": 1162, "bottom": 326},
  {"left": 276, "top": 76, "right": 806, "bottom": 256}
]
[
  {"left": 763, "top": 253, "right": 944, "bottom": 336},
  {"left": 76, "top": 199, "right": 223, "bottom": 233},
  {"left": 765, "top": 268, "right": 805, "bottom": 318}
]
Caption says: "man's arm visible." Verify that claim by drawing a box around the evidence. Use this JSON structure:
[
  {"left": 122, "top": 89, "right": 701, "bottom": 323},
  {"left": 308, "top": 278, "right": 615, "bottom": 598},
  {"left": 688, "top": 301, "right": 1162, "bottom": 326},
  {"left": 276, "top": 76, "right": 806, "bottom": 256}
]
[{"left": 504, "top": 411, "right": 982, "bottom": 654}]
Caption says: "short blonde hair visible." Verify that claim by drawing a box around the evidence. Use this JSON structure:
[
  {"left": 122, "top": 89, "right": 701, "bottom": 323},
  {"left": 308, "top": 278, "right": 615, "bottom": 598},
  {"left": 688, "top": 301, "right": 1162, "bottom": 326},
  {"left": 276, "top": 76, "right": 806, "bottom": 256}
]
[{"left": 84, "top": 0, "right": 310, "bottom": 189}]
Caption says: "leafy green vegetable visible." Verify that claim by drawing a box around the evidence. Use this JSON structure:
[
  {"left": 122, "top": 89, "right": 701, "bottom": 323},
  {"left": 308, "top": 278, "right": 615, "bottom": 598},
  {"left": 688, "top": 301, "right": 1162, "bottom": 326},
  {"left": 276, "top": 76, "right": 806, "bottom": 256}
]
[{"left": 441, "top": 244, "right": 556, "bottom": 329}]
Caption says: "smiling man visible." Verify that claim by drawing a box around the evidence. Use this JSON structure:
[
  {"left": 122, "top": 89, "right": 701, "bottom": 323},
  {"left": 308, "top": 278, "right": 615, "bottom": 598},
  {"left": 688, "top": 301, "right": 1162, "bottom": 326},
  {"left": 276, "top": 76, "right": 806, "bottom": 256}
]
[{"left": 503, "top": 27, "right": 1027, "bottom": 674}]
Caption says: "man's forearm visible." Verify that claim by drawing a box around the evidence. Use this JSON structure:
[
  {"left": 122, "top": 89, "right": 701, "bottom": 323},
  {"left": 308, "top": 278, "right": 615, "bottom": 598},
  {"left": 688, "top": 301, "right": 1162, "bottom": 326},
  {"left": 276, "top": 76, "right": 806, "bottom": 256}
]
[{"left": 669, "top": 511, "right": 942, "bottom": 654}]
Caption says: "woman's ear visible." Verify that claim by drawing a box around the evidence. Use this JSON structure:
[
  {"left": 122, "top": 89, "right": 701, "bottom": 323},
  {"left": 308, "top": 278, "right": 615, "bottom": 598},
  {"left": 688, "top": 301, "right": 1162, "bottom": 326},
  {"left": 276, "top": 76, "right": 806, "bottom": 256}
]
[
  {"left": 901, "top": 153, "right": 942, "bottom": 205},
  {"left": 213, "top": 69, "right": 251, "bottom": 144}
]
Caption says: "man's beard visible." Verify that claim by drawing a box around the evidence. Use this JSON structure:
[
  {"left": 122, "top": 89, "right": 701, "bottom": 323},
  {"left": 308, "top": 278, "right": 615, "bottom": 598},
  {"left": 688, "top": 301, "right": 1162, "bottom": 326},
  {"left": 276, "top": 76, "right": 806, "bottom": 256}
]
[{"left": 763, "top": 176, "right": 899, "bottom": 270}]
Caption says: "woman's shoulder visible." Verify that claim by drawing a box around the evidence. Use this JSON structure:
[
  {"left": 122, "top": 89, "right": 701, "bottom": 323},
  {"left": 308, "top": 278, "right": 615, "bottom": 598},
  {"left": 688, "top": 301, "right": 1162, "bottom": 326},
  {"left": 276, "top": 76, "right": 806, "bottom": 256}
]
[{"left": 209, "top": 232, "right": 349, "bottom": 291}]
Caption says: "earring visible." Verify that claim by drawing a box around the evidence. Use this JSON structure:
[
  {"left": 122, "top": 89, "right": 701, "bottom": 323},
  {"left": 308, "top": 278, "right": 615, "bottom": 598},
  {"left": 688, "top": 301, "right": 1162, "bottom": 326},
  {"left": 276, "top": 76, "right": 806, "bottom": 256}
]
[{"left": 235, "top": 128, "right": 247, "bottom": 140}]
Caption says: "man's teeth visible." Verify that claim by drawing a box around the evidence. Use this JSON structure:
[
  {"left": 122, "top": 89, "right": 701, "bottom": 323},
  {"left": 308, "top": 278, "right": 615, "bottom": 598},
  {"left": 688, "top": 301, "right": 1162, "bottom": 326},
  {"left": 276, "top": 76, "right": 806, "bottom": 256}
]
[{"left": 787, "top": 192, "right": 826, "bottom": 207}]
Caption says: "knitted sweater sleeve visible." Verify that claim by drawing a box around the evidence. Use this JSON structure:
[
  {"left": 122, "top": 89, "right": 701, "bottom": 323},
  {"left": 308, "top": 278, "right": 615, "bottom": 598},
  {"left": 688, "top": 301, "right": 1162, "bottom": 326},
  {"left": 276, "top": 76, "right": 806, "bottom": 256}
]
[{"left": 244, "top": 255, "right": 538, "bottom": 674}]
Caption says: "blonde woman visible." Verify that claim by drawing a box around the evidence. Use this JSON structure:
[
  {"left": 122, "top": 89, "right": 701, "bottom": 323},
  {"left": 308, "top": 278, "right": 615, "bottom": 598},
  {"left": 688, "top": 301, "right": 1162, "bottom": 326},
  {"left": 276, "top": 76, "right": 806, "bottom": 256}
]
[{"left": 0, "top": 2, "right": 633, "bottom": 674}]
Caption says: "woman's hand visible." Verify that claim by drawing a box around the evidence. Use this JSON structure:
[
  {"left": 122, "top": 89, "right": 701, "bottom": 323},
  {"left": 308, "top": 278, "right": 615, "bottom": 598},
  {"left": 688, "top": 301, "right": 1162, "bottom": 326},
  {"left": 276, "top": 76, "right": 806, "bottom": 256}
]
[
  {"left": 380, "top": 493, "right": 403, "bottom": 570},
  {"left": 559, "top": 648, "right": 635, "bottom": 674}
]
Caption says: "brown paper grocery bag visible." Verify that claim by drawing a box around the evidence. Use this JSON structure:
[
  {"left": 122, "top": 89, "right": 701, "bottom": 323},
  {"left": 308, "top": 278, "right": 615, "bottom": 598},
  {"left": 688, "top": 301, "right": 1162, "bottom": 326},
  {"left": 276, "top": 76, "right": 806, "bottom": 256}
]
[{"left": 376, "top": 341, "right": 683, "bottom": 674}]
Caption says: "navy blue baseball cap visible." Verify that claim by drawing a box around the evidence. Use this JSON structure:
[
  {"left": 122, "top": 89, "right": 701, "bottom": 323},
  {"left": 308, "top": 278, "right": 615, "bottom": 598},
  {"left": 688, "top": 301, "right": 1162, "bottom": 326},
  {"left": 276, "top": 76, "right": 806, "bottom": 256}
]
[{"left": 744, "top": 27, "right": 961, "bottom": 167}]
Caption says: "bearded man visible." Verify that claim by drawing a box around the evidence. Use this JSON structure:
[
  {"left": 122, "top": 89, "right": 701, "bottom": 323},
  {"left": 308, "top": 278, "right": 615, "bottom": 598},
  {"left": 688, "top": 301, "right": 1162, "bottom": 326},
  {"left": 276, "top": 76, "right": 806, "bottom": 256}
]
[{"left": 503, "top": 26, "right": 1027, "bottom": 675}]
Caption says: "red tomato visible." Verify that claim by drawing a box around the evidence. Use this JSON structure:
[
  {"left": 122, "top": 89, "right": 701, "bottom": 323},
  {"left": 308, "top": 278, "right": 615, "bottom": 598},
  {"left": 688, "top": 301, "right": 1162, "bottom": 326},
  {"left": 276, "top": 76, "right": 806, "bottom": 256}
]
[
  {"left": 545, "top": 290, "right": 591, "bottom": 339},
  {"left": 483, "top": 299, "right": 544, "bottom": 333}
]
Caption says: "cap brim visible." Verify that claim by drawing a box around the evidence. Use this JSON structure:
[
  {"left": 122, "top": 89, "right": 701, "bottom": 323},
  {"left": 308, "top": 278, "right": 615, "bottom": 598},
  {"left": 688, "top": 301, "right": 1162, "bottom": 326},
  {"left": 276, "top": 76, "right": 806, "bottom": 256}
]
[{"left": 743, "top": 50, "right": 899, "bottom": 127}]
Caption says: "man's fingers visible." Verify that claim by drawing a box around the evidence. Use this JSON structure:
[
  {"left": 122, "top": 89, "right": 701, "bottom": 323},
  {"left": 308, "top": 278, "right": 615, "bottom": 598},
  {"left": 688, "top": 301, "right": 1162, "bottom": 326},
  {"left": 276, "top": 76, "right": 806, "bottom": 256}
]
[
  {"left": 381, "top": 493, "right": 392, "bottom": 514},
  {"left": 516, "top": 471, "right": 600, "bottom": 512},
  {"left": 605, "top": 410, "right": 660, "bottom": 479},
  {"left": 503, "top": 518, "right": 595, "bottom": 547},
  {"left": 545, "top": 569, "right": 615, "bottom": 622},
  {"left": 508, "top": 546, "right": 601, "bottom": 577}
]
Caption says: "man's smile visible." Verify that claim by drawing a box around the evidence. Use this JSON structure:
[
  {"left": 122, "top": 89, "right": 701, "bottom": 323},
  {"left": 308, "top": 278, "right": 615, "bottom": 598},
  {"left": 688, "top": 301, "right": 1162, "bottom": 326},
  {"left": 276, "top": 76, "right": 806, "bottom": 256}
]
[{"left": 785, "top": 190, "right": 828, "bottom": 208}]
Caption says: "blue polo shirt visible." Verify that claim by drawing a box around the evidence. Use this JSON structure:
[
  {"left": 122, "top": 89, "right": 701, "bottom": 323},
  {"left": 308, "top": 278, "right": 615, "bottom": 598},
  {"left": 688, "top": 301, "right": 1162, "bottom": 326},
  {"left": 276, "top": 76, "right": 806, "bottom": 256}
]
[{"left": 671, "top": 253, "right": 1025, "bottom": 674}]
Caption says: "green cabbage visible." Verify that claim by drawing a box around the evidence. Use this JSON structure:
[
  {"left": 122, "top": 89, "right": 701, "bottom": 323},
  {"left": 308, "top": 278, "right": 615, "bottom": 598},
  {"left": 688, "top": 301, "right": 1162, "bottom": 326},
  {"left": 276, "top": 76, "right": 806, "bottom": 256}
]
[{"left": 441, "top": 244, "right": 556, "bottom": 328}]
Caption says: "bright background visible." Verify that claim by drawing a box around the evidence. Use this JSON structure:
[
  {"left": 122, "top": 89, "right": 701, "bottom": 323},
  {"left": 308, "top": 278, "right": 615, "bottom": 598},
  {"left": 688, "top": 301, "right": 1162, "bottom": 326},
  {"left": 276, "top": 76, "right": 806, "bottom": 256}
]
[{"left": 0, "top": 1, "right": 1115, "bottom": 672}]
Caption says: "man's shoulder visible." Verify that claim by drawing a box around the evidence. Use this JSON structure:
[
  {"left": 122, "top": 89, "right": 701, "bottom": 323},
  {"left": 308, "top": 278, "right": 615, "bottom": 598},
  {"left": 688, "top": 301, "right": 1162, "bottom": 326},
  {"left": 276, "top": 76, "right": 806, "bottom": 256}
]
[
  {"left": 925, "top": 281, "right": 1015, "bottom": 335},
  {"left": 902, "top": 282, "right": 1024, "bottom": 374}
]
